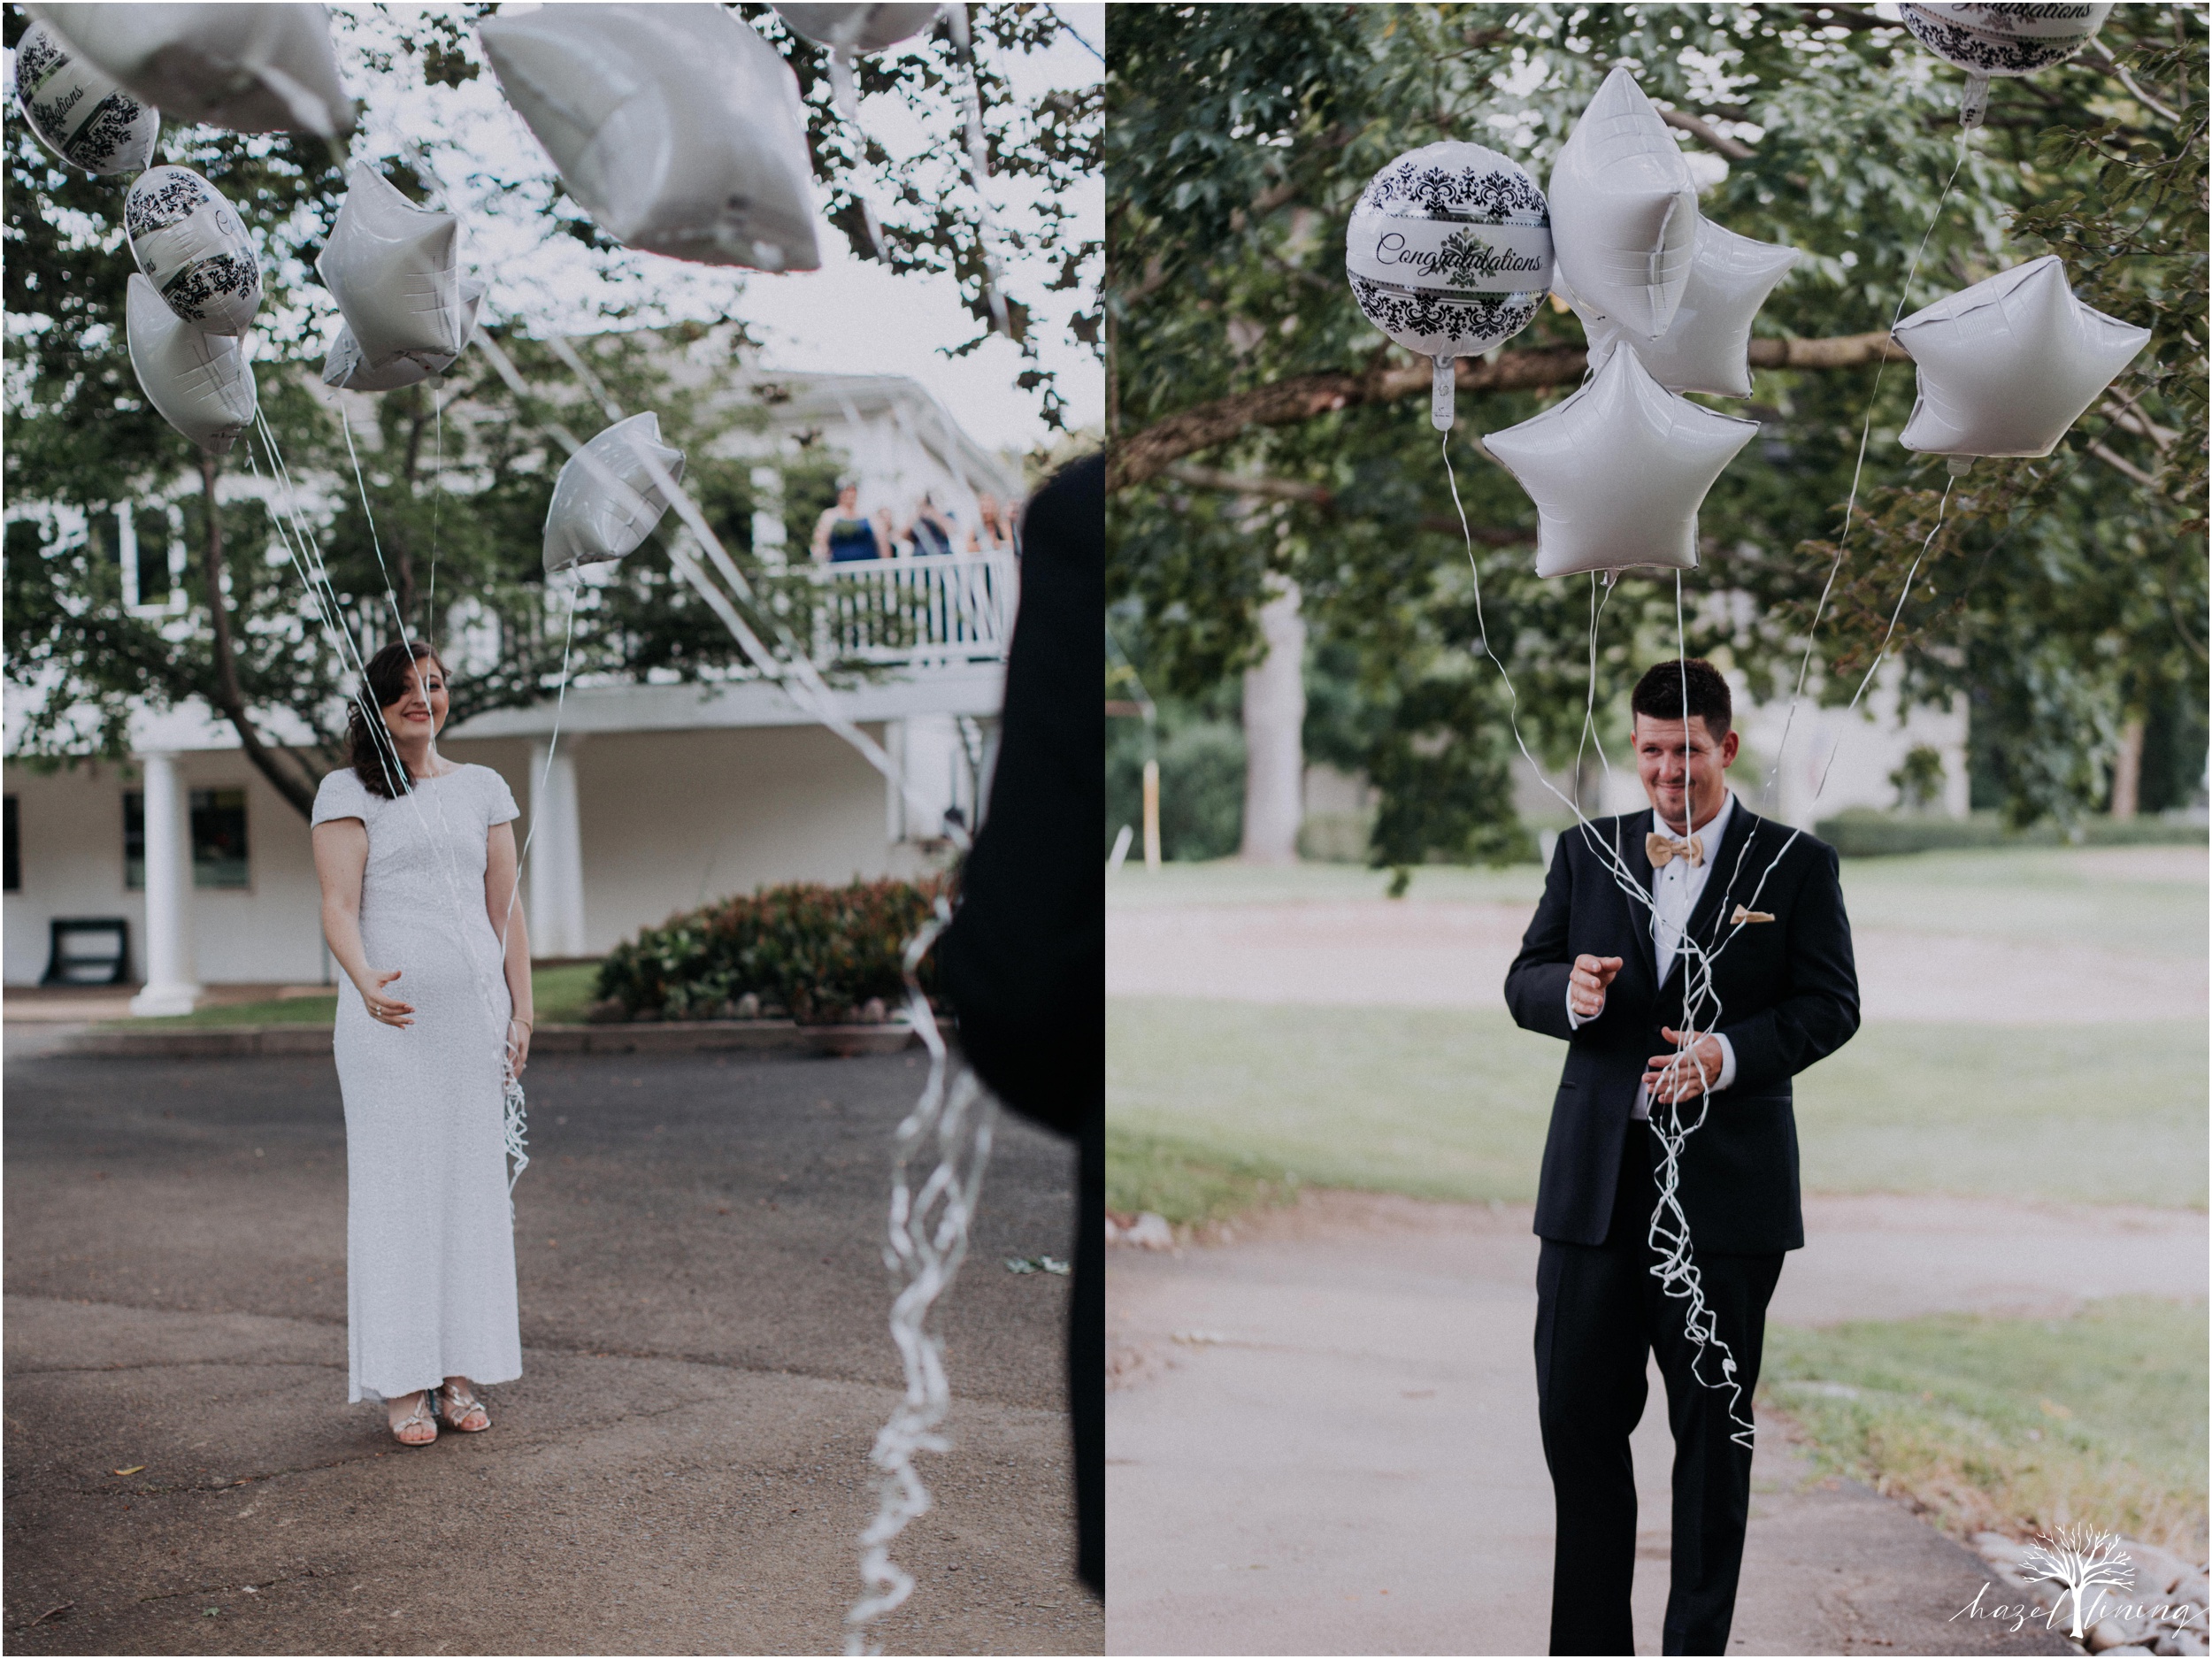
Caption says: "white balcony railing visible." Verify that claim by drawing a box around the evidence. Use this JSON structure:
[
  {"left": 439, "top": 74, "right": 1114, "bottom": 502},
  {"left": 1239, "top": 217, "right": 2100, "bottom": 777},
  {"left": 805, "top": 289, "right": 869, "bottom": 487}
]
[{"left": 801, "top": 552, "right": 1018, "bottom": 668}]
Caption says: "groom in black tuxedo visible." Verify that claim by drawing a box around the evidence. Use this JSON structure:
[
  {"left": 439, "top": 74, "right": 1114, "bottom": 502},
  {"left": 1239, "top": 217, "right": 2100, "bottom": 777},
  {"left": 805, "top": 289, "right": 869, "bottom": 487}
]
[{"left": 1504, "top": 658, "right": 1861, "bottom": 1655}]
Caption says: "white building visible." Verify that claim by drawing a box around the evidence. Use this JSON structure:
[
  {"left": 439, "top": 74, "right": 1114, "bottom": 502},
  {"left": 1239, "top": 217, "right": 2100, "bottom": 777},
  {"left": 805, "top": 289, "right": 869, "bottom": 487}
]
[{"left": 4, "top": 371, "right": 1022, "bottom": 1010}]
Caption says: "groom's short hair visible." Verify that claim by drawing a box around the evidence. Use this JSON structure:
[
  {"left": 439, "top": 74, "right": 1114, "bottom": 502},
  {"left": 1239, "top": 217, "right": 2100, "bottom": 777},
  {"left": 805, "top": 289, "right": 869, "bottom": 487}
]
[{"left": 1632, "top": 657, "right": 1732, "bottom": 741}]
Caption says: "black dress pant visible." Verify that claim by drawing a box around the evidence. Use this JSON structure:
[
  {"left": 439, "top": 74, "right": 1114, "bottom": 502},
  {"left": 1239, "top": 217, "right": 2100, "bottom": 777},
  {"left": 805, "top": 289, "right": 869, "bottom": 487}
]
[{"left": 1534, "top": 1126, "right": 1785, "bottom": 1656}]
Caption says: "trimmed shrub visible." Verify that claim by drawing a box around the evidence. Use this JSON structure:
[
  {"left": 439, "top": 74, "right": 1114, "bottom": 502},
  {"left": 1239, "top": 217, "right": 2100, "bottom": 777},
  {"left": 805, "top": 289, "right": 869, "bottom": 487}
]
[{"left": 593, "top": 875, "right": 949, "bottom": 1024}]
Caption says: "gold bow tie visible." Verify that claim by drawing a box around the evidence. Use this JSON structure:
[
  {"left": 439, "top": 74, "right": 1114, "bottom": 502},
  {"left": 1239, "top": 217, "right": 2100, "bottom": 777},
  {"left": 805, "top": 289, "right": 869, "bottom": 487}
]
[{"left": 1647, "top": 831, "right": 1703, "bottom": 868}]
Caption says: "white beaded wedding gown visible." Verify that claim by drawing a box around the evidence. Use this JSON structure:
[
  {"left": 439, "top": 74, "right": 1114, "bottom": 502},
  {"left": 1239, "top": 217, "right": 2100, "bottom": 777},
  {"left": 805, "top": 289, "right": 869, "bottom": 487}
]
[{"left": 312, "top": 763, "right": 525, "bottom": 1403}]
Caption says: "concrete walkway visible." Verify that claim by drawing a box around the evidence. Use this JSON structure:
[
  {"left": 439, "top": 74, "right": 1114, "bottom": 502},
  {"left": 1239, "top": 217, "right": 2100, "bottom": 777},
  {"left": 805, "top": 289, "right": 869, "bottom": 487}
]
[
  {"left": 4, "top": 1048, "right": 1098, "bottom": 1655},
  {"left": 1106, "top": 1189, "right": 2204, "bottom": 1655}
]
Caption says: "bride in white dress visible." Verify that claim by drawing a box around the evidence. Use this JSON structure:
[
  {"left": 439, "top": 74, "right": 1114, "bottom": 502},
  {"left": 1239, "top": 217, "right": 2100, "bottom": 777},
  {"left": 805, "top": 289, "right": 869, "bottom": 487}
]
[{"left": 311, "top": 640, "right": 534, "bottom": 1445}]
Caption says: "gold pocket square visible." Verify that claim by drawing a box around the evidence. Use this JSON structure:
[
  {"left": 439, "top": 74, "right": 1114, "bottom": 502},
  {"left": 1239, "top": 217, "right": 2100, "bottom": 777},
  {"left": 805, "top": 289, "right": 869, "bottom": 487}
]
[{"left": 1730, "top": 903, "right": 1775, "bottom": 926}]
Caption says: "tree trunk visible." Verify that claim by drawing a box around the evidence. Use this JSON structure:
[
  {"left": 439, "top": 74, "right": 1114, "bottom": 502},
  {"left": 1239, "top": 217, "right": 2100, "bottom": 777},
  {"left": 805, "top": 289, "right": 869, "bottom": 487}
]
[
  {"left": 1239, "top": 577, "right": 1306, "bottom": 864},
  {"left": 2110, "top": 717, "right": 2145, "bottom": 819},
  {"left": 197, "top": 452, "right": 324, "bottom": 821}
]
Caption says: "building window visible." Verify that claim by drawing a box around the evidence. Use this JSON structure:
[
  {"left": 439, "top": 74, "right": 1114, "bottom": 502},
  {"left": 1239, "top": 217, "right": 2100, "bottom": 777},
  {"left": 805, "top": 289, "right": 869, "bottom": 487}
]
[
  {"left": 191, "top": 788, "right": 250, "bottom": 887},
  {"left": 124, "top": 787, "right": 250, "bottom": 890},
  {"left": 3, "top": 795, "right": 18, "bottom": 893}
]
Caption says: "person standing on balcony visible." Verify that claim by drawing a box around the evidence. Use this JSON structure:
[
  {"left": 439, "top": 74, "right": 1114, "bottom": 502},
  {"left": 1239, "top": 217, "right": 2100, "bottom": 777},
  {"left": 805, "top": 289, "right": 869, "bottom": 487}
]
[
  {"left": 972, "top": 489, "right": 1019, "bottom": 556},
  {"left": 310, "top": 640, "right": 532, "bottom": 1447},
  {"left": 904, "top": 491, "right": 961, "bottom": 558},
  {"left": 810, "top": 480, "right": 892, "bottom": 563}
]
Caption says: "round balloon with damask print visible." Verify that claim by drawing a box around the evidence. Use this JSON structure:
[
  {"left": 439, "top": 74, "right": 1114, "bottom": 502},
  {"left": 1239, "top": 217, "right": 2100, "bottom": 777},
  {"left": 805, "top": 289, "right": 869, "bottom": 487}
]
[
  {"left": 11, "top": 19, "right": 160, "bottom": 175},
  {"left": 1899, "top": 4, "right": 2114, "bottom": 127},
  {"left": 1346, "top": 141, "right": 1554, "bottom": 364},
  {"left": 124, "top": 165, "right": 263, "bottom": 336}
]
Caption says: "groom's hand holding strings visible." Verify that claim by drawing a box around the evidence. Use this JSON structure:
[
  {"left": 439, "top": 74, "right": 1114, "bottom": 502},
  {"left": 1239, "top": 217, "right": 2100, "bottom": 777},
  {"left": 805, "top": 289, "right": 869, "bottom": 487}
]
[
  {"left": 1568, "top": 954, "right": 1623, "bottom": 1020},
  {"left": 1645, "top": 1026, "right": 1726, "bottom": 1102}
]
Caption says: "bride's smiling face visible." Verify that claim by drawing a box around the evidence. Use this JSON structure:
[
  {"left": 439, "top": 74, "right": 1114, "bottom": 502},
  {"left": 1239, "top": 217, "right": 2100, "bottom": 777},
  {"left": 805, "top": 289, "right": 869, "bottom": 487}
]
[{"left": 380, "top": 657, "right": 449, "bottom": 741}]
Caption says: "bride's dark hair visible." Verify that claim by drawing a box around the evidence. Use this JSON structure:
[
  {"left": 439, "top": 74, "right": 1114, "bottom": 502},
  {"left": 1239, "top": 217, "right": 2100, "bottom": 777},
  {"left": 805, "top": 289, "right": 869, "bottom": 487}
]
[{"left": 347, "top": 640, "right": 446, "bottom": 799}]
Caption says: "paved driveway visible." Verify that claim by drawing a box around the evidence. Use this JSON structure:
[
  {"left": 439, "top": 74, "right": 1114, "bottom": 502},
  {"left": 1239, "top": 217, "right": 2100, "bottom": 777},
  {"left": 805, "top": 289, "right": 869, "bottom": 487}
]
[
  {"left": 4, "top": 1047, "right": 1098, "bottom": 1655},
  {"left": 1102, "top": 1190, "right": 2162, "bottom": 1655}
]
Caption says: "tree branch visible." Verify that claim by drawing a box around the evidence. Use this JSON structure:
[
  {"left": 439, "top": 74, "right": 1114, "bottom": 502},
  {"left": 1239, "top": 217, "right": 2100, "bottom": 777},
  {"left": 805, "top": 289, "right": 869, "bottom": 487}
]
[
  {"left": 2091, "top": 39, "right": 2182, "bottom": 123},
  {"left": 1659, "top": 107, "right": 1756, "bottom": 162},
  {"left": 1158, "top": 462, "right": 1527, "bottom": 544},
  {"left": 1110, "top": 332, "right": 1907, "bottom": 492},
  {"left": 196, "top": 453, "right": 324, "bottom": 821},
  {"left": 2101, "top": 388, "right": 2177, "bottom": 450},
  {"left": 2086, "top": 439, "right": 2160, "bottom": 489}
]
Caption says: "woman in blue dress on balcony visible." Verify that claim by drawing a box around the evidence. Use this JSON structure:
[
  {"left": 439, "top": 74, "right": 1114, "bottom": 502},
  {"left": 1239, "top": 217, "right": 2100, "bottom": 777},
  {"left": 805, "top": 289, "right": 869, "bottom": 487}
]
[{"left": 810, "top": 480, "right": 892, "bottom": 563}]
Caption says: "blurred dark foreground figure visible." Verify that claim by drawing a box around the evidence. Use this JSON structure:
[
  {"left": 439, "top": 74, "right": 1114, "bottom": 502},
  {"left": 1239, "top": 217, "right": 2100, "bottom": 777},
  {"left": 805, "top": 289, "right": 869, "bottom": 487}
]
[{"left": 935, "top": 452, "right": 1104, "bottom": 1595}]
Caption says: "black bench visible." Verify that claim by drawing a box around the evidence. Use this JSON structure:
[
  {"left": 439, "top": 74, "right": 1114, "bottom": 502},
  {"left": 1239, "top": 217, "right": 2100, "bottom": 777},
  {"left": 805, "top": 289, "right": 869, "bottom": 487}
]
[{"left": 42, "top": 918, "right": 131, "bottom": 987}]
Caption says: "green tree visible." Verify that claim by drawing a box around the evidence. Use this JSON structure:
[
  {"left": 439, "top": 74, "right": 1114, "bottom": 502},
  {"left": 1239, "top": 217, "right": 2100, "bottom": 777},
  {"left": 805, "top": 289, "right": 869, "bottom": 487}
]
[{"left": 1106, "top": 3, "right": 2203, "bottom": 857}]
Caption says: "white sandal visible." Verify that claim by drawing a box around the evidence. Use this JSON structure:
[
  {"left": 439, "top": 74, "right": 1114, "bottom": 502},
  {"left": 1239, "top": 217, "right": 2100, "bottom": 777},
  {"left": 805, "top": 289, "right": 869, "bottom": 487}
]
[
  {"left": 388, "top": 1392, "right": 436, "bottom": 1447},
  {"left": 438, "top": 1380, "right": 489, "bottom": 1432}
]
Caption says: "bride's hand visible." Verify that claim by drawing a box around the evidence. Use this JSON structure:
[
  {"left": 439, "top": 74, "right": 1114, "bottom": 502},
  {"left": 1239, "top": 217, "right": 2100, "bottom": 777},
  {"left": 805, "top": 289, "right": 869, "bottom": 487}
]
[
  {"left": 506, "top": 1018, "right": 532, "bottom": 1075},
  {"left": 359, "top": 969, "right": 414, "bottom": 1028}
]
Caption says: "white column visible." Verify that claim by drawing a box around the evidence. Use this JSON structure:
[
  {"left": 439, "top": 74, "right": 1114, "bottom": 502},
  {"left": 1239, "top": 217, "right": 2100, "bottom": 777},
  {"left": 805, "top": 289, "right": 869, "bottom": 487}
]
[
  {"left": 1240, "top": 578, "right": 1307, "bottom": 864},
  {"left": 526, "top": 738, "right": 587, "bottom": 958},
  {"left": 131, "top": 750, "right": 199, "bottom": 1015},
  {"left": 885, "top": 718, "right": 909, "bottom": 843}
]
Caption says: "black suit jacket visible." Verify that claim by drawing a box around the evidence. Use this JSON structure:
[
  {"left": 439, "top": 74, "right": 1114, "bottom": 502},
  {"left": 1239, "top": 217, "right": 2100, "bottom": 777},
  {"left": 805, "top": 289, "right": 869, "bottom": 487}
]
[
  {"left": 1503, "top": 800, "right": 1860, "bottom": 1254},
  {"left": 936, "top": 454, "right": 1103, "bottom": 1129}
]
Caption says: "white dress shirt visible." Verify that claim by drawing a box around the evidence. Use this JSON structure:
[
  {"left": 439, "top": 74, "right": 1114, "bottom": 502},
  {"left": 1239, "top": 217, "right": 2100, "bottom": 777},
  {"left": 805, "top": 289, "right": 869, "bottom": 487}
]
[{"left": 1567, "top": 791, "right": 1740, "bottom": 1119}]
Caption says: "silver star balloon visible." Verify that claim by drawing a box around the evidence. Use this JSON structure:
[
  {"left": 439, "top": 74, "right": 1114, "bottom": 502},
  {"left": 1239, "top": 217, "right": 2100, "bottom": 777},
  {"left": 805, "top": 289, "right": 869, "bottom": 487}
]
[
  {"left": 32, "top": 3, "right": 353, "bottom": 139},
  {"left": 543, "top": 413, "right": 687, "bottom": 577},
  {"left": 318, "top": 166, "right": 469, "bottom": 374},
  {"left": 127, "top": 273, "right": 257, "bottom": 453},
  {"left": 773, "top": 3, "right": 941, "bottom": 52},
  {"left": 1484, "top": 346, "right": 1757, "bottom": 580},
  {"left": 1893, "top": 255, "right": 2150, "bottom": 458},
  {"left": 1567, "top": 217, "right": 1798, "bottom": 399},
  {"left": 1548, "top": 65, "right": 1700, "bottom": 342},
  {"left": 479, "top": 4, "right": 820, "bottom": 273}
]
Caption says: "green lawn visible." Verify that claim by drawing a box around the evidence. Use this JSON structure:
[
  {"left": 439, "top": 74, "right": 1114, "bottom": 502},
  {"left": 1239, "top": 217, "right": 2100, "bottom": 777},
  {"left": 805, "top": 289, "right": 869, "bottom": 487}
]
[
  {"left": 1108, "top": 845, "right": 2208, "bottom": 1221},
  {"left": 1110, "top": 845, "right": 2207, "bottom": 957},
  {"left": 1827, "top": 846, "right": 2208, "bottom": 961},
  {"left": 1109, "top": 859, "right": 1546, "bottom": 910},
  {"left": 102, "top": 962, "right": 604, "bottom": 1030},
  {"left": 1108, "top": 999, "right": 2208, "bottom": 1221},
  {"left": 1762, "top": 1297, "right": 2209, "bottom": 1557}
]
